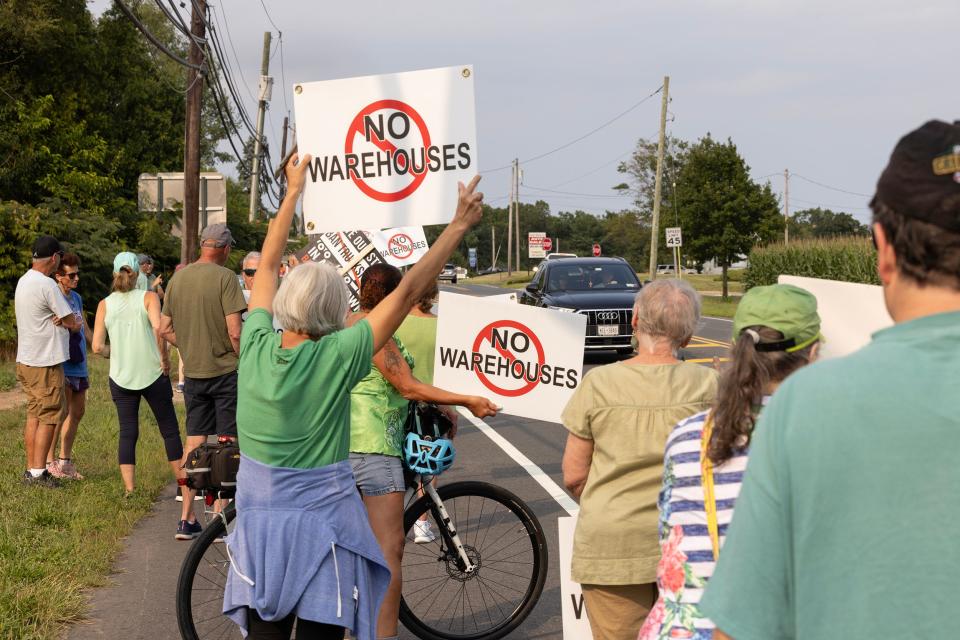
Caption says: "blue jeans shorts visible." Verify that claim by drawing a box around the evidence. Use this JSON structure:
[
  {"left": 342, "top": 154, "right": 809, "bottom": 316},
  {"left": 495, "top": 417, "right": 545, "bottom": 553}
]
[{"left": 349, "top": 453, "right": 406, "bottom": 496}]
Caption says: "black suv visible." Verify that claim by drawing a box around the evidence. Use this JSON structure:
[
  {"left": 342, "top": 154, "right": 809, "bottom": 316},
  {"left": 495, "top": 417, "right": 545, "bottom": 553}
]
[{"left": 518, "top": 257, "right": 641, "bottom": 353}]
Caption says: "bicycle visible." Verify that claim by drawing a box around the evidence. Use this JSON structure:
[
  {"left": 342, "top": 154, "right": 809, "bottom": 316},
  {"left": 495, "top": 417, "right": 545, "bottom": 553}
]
[{"left": 176, "top": 476, "right": 548, "bottom": 640}]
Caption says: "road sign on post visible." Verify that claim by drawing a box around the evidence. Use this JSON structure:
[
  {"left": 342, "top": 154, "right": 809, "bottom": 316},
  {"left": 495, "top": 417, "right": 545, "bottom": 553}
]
[
  {"left": 468, "top": 247, "right": 477, "bottom": 269},
  {"left": 528, "top": 232, "right": 547, "bottom": 259},
  {"left": 543, "top": 237, "right": 553, "bottom": 253},
  {"left": 592, "top": 243, "right": 601, "bottom": 257},
  {"left": 665, "top": 227, "right": 682, "bottom": 248}
]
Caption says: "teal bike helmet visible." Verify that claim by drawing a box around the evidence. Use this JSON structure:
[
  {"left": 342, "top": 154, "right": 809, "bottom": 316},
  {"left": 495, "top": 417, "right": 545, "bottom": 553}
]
[
  {"left": 404, "top": 432, "right": 456, "bottom": 476},
  {"left": 403, "top": 402, "right": 456, "bottom": 475}
]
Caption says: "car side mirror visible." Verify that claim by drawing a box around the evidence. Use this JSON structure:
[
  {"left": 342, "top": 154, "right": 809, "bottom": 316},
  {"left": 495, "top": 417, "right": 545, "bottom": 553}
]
[{"left": 525, "top": 283, "right": 538, "bottom": 293}]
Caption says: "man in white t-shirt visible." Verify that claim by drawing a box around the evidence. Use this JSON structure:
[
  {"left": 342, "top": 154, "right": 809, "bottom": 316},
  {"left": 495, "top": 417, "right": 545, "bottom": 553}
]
[{"left": 15, "top": 236, "right": 78, "bottom": 487}]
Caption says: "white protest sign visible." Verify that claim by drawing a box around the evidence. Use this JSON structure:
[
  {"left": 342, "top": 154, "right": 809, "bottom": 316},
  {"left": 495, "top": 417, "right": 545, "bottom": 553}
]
[
  {"left": 778, "top": 275, "right": 893, "bottom": 359},
  {"left": 434, "top": 292, "right": 586, "bottom": 424},
  {"left": 558, "top": 516, "right": 593, "bottom": 638},
  {"left": 370, "top": 226, "right": 429, "bottom": 267},
  {"left": 293, "top": 65, "right": 478, "bottom": 233}
]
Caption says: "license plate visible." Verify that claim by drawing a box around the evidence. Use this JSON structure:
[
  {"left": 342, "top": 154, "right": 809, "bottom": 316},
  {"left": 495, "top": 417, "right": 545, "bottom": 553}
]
[{"left": 597, "top": 325, "right": 619, "bottom": 336}]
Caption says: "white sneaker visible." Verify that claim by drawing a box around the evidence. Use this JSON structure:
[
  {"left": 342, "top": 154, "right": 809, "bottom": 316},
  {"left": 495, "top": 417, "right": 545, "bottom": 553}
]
[
  {"left": 175, "top": 493, "right": 204, "bottom": 502},
  {"left": 413, "top": 520, "right": 436, "bottom": 544}
]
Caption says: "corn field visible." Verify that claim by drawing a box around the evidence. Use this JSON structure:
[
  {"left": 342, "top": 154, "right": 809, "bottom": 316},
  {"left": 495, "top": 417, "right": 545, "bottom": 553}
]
[{"left": 744, "top": 237, "right": 879, "bottom": 290}]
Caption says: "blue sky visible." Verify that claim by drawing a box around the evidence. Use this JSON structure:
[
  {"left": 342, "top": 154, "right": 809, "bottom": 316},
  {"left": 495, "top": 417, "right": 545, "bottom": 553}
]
[{"left": 91, "top": 0, "right": 960, "bottom": 223}]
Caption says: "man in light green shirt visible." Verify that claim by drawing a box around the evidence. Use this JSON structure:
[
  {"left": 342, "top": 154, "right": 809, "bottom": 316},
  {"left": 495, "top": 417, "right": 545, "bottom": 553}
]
[{"left": 701, "top": 121, "right": 960, "bottom": 639}]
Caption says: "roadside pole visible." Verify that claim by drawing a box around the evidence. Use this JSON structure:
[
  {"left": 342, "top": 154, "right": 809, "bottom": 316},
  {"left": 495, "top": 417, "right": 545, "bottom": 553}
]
[
  {"left": 181, "top": 0, "right": 206, "bottom": 265},
  {"left": 514, "top": 158, "right": 521, "bottom": 274},
  {"left": 248, "top": 31, "right": 272, "bottom": 223},
  {"left": 648, "top": 76, "right": 669, "bottom": 280},
  {"left": 784, "top": 168, "right": 790, "bottom": 245},
  {"left": 507, "top": 162, "right": 514, "bottom": 275}
]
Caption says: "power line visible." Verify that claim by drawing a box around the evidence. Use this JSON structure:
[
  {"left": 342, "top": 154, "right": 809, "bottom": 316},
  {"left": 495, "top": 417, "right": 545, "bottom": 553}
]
[
  {"left": 483, "top": 84, "right": 663, "bottom": 173},
  {"left": 788, "top": 196, "right": 871, "bottom": 211},
  {"left": 791, "top": 173, "right": 872, "bottom": 197},
  {"left": 258, "top": 0, "right": 282, "bottom": 33},
  {"left": 522, "top": 184, "right": 632, "bottom": 199},
  {"left": 114, "top": 0, "right": 203, "bottom": 70},
  {"left": 548, "top": 150, "right": 633, "bottom": 188}
]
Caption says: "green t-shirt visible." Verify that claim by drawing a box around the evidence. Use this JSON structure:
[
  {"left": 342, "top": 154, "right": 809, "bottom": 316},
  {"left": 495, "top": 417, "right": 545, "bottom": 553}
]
[
  {"left": 162, "top": 262, "right": 247, "bottom": 378},
  {"left": 237, "top": 309, "right": 373, "bottom": 469},
  {"left": 395, "top": 314, "right": 437, "bottom": 385},
  {"left": 700, "top": 310, "right": 960, "bottom": 639},
  {"left": 350, "top": 336, "right": 414, "bottom": 458},
  {"left": 561, "top": 361, "right": 718, "bottom": 585}
]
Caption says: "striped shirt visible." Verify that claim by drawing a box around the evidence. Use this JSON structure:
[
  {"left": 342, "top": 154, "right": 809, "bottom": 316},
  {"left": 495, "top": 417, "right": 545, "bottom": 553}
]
[{"left": 638, "top": 409, "right": 751, "bottom": 640}]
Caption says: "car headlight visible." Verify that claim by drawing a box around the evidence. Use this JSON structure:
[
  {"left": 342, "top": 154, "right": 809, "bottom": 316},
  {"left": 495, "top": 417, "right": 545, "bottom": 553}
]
[{"left": 547, "top": 305, "right": 577, "bottom": 313}]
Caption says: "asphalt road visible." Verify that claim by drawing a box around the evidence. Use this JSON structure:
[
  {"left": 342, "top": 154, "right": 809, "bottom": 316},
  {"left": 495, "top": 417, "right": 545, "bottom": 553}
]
[{"left": 67, "top": 281, "right": 732, "bottom": 640}]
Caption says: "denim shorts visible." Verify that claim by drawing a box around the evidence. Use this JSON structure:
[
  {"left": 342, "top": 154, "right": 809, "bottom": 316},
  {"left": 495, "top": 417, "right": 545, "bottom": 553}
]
[{"left": 349, "top": 453, "right": 406, "bottom": 496}]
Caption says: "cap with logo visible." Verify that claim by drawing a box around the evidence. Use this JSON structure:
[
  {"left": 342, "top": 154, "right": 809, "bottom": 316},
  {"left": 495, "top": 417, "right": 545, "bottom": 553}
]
[
  {"left": 873, "top": 120, "right": 960, "bottom": 233},
  {"left": 113, "top": 251, "right": 141, "bottom": 274},
  {"left": 733, "top": 284, "right": 823, "bottom": 352},
  {"left": 200, "top": 223, "right": 234, "bottom": 248},
  {"left": 32, "top": 235, "right": 63, "bottom": 259}
]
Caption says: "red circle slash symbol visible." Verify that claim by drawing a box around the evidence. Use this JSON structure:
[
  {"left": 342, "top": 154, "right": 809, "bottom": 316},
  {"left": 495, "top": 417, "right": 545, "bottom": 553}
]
[
  {"left": 387, "top": 233, "right": 415, "bottom": 259},
  {"left": 345, "top": 100, "right": 431, "bottom": 203},
  {"left": 471, "top": 320, "right": 545, "bottom": 397}
]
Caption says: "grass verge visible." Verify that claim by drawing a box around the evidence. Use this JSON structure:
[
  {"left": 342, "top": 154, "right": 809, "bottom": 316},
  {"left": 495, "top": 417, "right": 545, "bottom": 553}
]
[
  {"left": 701, "top": 296, "right": 741, "bottom": 319},
  {"left": 0, "top": 360, "right": 16, "bottom": 392},
  {"left": 464, "top": 272, "right": 531, "bottom": 288},
  {"left": 0, "top": 355, "right": 185, "bottom": 640}
]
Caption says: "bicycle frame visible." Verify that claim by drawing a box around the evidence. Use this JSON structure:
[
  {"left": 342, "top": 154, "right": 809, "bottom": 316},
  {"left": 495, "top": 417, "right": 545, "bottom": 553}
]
[{"left": 418, "top": 476, "right": 477, "bottom": 574}]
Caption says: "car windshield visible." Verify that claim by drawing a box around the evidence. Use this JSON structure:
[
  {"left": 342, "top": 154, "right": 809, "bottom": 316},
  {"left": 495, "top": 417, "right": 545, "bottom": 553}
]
[{"left": 546, "top": 264, "right": 640, "bottom": 291}]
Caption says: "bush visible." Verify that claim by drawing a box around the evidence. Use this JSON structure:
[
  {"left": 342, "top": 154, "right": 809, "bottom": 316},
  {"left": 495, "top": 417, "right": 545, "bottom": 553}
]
[{"left": 745, "top": 237, "right": 879, "bottom": 290}]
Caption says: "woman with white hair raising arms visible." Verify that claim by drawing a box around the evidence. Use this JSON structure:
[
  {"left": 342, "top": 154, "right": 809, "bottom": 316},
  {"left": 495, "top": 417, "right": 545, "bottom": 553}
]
[
  {"left": 561, "top": 279, "right": 719, "bottom": 639},
  {"left": 221, "top": 152, "right": 486, "bottom": 640}
]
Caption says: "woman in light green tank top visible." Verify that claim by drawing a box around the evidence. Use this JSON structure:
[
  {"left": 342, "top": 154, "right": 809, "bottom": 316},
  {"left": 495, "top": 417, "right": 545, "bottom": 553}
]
[
  {"left": 348, "top": 265, "right": 498, "bottom": 639},
  {"left": 93, "top": 253, "right": 198, "bottom": 538}
]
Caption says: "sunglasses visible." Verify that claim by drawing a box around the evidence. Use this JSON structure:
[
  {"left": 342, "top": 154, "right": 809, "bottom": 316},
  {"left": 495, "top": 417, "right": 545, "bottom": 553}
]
[
  {"left": 63, "top": 272, "right": 80, "bottom": 280},
  {"left": 242, "top": 269, "right": 257, "bottom": 276}
]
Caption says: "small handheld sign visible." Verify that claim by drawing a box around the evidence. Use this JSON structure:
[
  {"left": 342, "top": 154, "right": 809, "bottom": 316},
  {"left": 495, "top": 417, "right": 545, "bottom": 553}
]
[
  {"left": 294, "top": 66, "right": 478, "bottom": 233},
  {"left": 433, "top": 292, "right": 586, "bottom": 423}
]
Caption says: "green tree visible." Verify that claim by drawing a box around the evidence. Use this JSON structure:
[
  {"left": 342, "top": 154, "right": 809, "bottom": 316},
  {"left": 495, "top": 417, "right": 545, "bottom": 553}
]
[
  {"left": 789, "top": 207, "right": 869, "bottom": 239},
  {"left": 675, "top": 135, "right": 783, "bottom": 297}
]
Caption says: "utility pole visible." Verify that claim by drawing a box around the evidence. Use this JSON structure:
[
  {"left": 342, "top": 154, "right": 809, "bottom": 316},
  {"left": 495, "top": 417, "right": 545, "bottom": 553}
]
[
  {"left": 514, "top": 158, "right": 521, "bottom": 273},
  {"left": 248, "top": 31, "right": 272, "bottom": 223},
  {"left": 181, "top": 0, "right": 206, "bottom": 266},
  {"left": 507, "top": 162, "right": 514, "bottom": 275},
  {"left": 490, "top": 226, "right": 496, "bottom": 270},
  {"left": 648, "top": 76, "right": 669, "bottom": 280},
  {"left": 784, "top": 168, "right": 790, "bottom": 245}
]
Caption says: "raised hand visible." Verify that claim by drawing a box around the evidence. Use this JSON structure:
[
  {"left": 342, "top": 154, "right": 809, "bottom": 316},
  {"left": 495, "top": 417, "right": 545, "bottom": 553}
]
[
  {"left": 285, "top": 152, "right": 312, "bottom": 195},
  {"left": 454, "top": 175, "right": 484, "bottom": 228}
]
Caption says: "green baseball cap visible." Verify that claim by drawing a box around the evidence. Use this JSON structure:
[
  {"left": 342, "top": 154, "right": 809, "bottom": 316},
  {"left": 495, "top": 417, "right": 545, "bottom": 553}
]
[
  {"left": 733, "top": 284, "right": 823, "bottom": 352},
  {"left": 113, "top": 251, "right": 140, "bottom": 274}
]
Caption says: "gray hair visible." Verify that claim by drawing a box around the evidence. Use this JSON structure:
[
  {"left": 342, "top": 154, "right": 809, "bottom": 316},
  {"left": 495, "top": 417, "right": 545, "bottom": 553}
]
[
  {"left": 633, "top": 278, "right": 701, "bottom": 350},
  {"left": 242, "top": 251, "right": 261, "bottom": 269},
  {"left": 273, "top": 262, "right": 349, "bottom": 338}
]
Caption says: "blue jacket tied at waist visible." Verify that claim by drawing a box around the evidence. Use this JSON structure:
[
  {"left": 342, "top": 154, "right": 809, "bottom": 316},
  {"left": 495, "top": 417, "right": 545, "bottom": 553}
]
[{"left": 223, "top": 455, "right": 391, "bottom": 638}]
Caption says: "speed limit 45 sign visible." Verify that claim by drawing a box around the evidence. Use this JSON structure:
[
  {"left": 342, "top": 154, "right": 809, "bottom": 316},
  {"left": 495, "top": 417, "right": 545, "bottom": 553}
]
[{"left": 665, "top": 227, "right": 682, "bottom": 248}]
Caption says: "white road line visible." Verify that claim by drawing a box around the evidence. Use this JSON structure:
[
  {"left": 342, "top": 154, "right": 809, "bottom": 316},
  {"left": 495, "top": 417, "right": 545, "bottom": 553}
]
[
  {"left": 703, "top": 316, "right": 734, "bottom": 322},
  {"left": 457, "top": 408, "right": 580, "bottom": 517}
]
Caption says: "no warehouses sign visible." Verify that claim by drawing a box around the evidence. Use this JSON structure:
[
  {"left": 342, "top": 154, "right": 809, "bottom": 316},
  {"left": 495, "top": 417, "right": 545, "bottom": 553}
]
[
  {"left": 293, "top": 66, "right": 478, "bottom": 234},
  {"left": 433, "top": 292, "right": 586, "bottom": 423},
  {"left": 665, "top": 227, "right": 683, "bottom": 248}
]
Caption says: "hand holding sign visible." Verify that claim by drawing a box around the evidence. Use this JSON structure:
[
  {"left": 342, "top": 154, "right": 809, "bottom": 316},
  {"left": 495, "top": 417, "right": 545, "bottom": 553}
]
[
  {"left": 464, "top": 395, "right": 498, "bottom": 419},
  {"left": 285, "top": 152, "right": 312, "bottom": 194},
  {"left": 454, "top": 175, "right": 484, "bottom": 228}
]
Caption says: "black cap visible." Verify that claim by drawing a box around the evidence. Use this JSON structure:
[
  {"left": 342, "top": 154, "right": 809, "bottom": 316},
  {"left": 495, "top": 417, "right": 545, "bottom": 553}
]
[
  {"left": 873, "top": 120, "right": 960, "bottom": 233},
  {"left": 32, "top": 235, "right": 63, "bottom": 259}
]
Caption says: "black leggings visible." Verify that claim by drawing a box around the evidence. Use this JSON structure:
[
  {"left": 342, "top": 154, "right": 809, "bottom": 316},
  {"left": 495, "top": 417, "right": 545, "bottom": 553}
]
[
  {"left": 109, "top": 375, "right": 183, "bottom": 465},
  {"left": 247, "top": 608, "right": 344, "bottom": 640}
]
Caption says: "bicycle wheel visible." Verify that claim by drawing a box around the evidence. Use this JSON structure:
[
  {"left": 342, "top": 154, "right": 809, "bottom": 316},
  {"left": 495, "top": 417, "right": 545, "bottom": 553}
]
[
  {"left": 176, "top": 505, "right": 240, "bottom": 640},
  {"left": 399, "top": 481, "right": 548, "bottom": 640}
]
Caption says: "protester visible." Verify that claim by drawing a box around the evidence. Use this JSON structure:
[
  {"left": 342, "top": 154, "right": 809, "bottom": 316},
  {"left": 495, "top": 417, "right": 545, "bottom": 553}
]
[
  {"left": 700, "top": 120, "right": 960, "bottom": 639},
  {"left": 561, "top": 278, "right": 718, "bottom": 638},
  {"left": 137, "top": 254, "right": 164, "bottom": 300},
  {"left": 14, "top": 235, "right": 78, "bottom": 487},
  {"left": 46, "top": 253, "right": 94, "bottom": 480},
  {"left": 241, "top": 251, "right": 260, "bottom": 294},
  {"left": 160, "top": 224, "right": 246, "bottom": 467},
  {"left": 638, "top": 284, "right": 822, "bottom": 640},
  {"left": 393, "top": 281, "right": 448, "bottom": 543},
  {"left": 348, "top": 265, "right": 497, "bottom": 639},
  {"left": 92, "top": 252, "right": 198, "bottom": 538},
  {"left": 222, "top": 154, "right": 486, "bottom": 639}
]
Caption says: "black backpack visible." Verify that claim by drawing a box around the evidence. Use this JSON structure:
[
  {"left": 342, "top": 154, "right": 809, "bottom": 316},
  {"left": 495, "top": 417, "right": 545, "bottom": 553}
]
[{"left": 183, "top": 440, "right": 241, "bottom": 496}]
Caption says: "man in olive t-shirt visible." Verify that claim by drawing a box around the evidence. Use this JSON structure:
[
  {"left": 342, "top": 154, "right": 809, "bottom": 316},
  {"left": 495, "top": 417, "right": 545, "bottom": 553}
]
[
  {"left": 160, "top": 224, "right": 246, "bottom": 458},
  {"left": 701, "top": 122, "right": 960, "bottom": 639}
]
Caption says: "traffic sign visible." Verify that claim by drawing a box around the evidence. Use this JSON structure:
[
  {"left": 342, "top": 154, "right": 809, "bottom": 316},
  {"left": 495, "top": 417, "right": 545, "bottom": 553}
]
[
  {"left": 543, "top": 237, "right": 553, "bottom": 252},
  {"left": 468, "top": 247, "right": 477, "bottom": 269},
  {"left": 665, "top": 227, "right": 683, "bottom": 248},
  {"left": 592, "top": 243, "right": 601, "bottom": 257},
  {"left": 528, "top": 232, "right": 547, "bottom": 259}
]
